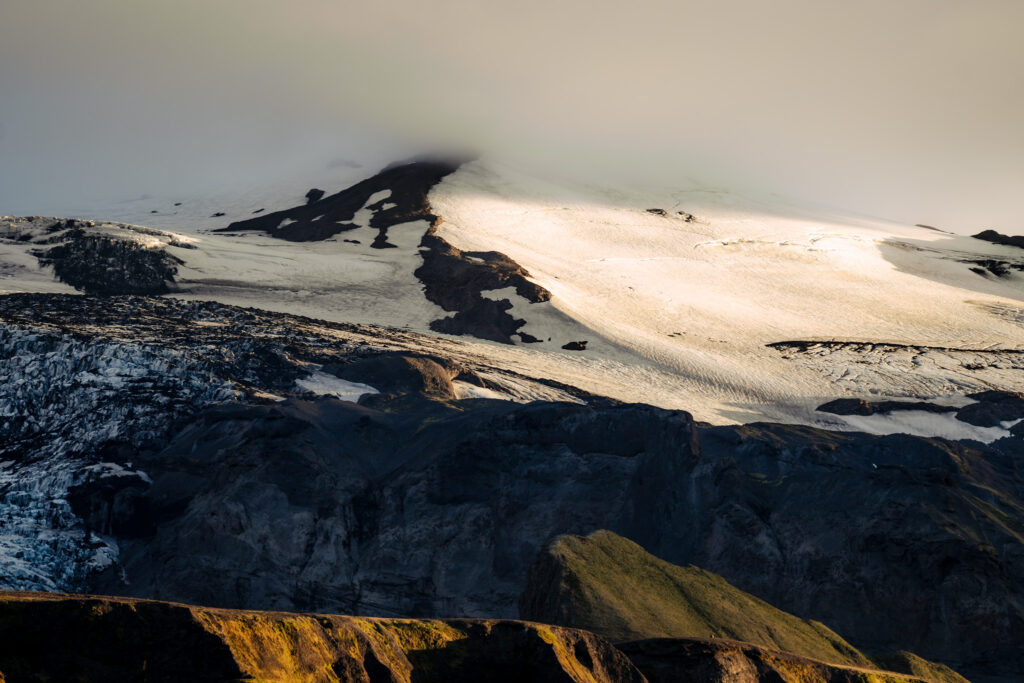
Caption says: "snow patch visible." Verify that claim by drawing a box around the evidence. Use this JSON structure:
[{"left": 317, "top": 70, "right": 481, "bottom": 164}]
[
  {"left": 296, "top": 370, "right": 379, "bottom": 402},
  {"left": 452, "top": 380, "right": 513, "bottom": 401}
]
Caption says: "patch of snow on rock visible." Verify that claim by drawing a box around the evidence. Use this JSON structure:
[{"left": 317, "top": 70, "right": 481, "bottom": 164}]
[{"left": 296, "top": 370, "right": 379, "bottom": 402}]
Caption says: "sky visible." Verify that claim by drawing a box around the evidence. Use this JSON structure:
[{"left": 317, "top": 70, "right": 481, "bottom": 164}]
[{"left": 1, "top": 0, "right": 1022, "bottom": 234}]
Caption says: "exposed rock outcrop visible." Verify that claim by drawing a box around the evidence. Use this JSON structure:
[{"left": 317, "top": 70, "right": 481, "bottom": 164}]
[
  {"left": 0, "top": 591, "right": 644, "bottom": 683},
  {"left": 416, "top": 226, "right": 551, "bottom": 343},
  {"left": 217, "top": 160, "right": 460, "bottom": 243},
  {"left": 972, "top": 229, "right": 1024, "bottom": 250},
  {"left": 617, "top": 639, "right": 933, "bottom": 683},
  {"left": 954, "top": 390, "right": 1024, "bottom": 427},
  {"left": 816, "top": 398, "right": 956, "bottom": 417},
  {"left": 1, "top": 217, "right": 187, "bottom": 294},
  {"left": 215, "top": 160, "right": 554, "bottom": 344}
]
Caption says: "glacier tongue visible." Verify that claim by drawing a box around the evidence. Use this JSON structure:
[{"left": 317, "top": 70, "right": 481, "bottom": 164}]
[{"left": 0, "top": 324, "right": 238, "bottom": 592}]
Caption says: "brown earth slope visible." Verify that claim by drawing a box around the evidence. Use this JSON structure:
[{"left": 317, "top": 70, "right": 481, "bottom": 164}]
[{"left": 0, "top": 591, "right": 643, "bottom": 683}]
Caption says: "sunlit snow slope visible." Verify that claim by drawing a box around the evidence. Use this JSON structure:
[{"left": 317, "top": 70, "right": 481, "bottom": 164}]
[
  {"left": 3, "top": 158, "right": 1022, "bottom": 439},
  {"left": 430, "top": 161, "right": 1024, "bottom": 435}
]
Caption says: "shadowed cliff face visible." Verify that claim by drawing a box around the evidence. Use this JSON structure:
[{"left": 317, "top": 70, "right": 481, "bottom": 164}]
[
  {"left": 0, "top": 591, "right": 645, "bottom": 683},
  {"left": 92, "top": 397, "right": 698, "bottom": 619},
  {"left": 618, "top": 424, "right": 1024, "bottom": 680},
  {"left": 87, "top": 394, "right": 1022, "bottom": 678}
]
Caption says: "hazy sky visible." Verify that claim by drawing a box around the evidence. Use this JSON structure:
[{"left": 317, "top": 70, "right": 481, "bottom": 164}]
[{"left": 2, "top": 0, "right": 1022, "bottom": 233}]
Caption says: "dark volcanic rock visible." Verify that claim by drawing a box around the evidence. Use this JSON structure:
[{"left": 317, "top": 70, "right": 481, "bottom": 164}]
[
  {"left": 33, "top": 221, "right": 183, "bottom": 294},
  {"left": 817, "top": 398, "right": 956, "bottom": 416},
  {"left": 964, "top": 258, "right": 1023, "bottom": 278},
  {"left": 955, "top": 390, "right": 1024, "bottom": 427},
  {"left": 217, "top": 160, "right": 459, "bottom": 243},
  {"left": 98, "top": 397, "right": 698, "bottom": 618},
  {"left": 305, "top": 187, "right": 325, "bottom": 204},
  {"left": 0, "top": 591, "right": 644, "bottom": 683},
  {"left": 217, "top": 159, "right": 554, "bottom": 344},
  {"left": 416, "top": 234, "right": 551, "bottom": 344},
  {"left": 973, "top": 229, "right": 1024, "bottom": 250}
]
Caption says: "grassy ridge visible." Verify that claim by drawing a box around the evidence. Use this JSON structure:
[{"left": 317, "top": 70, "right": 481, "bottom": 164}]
[{"left": 521, "top": 530, "right": 968, "bottom": 683}]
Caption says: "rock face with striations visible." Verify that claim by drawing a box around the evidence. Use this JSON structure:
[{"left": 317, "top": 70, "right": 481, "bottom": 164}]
[
  {"left": 0, "top": 591, "right": 645, "bottom": 683},
  {"left": 94, "top": 396, "right": 698, "bottom": 618}
]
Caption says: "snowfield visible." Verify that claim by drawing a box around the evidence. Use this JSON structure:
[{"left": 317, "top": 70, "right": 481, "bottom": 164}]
[
  {"left": 3, "top": 157, "right": 1023, "bottom": 439},
  {"left": 430, "top": 160, "right": 1024, "bottom": 433}
]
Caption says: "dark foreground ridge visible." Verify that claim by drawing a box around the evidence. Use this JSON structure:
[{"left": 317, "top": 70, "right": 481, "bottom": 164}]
[
  {"left": 217, "top": 159, "right": 554, "bottom": 343},
  {"left": 0, "top": 295, "right": 1022, "bottom": 680},
  {"left": 0, "top": 591, "right": 645, "bottom": 683},
  {"left": 0, "top": 591, "right": 956, "bottom": 682}
]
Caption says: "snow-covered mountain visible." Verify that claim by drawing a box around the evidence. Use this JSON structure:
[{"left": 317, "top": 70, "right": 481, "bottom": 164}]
[
  {"left": 2, "top": 157, "right": 1023, "bottom": 680},
  {"left": 4, "top": 158, "right": 1022, "bottom": 439}
]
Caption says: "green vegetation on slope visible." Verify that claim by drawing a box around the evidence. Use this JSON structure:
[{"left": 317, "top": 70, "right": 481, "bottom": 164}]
[{"left": 520, "top": 530, "right": 968, "bottom": 683}]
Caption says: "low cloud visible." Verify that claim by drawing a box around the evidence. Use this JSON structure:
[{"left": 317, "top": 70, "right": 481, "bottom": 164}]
[{"left": 2, "top": 0, "right": 1022, "bottom": 233}]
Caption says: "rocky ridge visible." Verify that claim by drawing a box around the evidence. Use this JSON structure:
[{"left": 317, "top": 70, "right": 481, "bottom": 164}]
[
  {"left": 520, "top": 531, "right": 967, "bottom": 682},
  {"left": 0, "top": 591, "right": 644, "bottom": 683}
]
